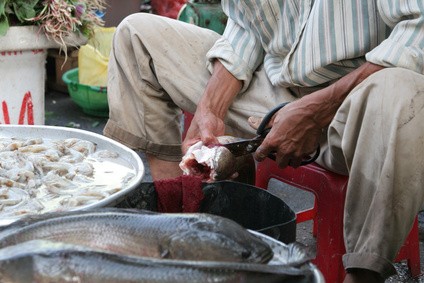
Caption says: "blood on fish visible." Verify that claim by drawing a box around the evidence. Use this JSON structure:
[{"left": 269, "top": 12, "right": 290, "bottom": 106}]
[{"left": 183, "top": 159, "right": 211, "bottom": 180}]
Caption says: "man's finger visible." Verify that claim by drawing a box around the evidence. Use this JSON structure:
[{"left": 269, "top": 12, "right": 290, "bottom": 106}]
[
  {"left": 248, "top": 116, "right": 263, "bottom": 130},
  {"left": 254, "top": 145, "right": 272, "bottom": 162}
]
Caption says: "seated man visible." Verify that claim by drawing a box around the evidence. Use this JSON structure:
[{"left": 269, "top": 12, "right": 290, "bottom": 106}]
[{"left": 104, "top": 1, "right": 424, "bottom": 282}]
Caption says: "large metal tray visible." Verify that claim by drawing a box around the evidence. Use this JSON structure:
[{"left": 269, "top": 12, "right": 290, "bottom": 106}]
[{"left": 0, "top": 125, "right": 145, "bottom": 225}]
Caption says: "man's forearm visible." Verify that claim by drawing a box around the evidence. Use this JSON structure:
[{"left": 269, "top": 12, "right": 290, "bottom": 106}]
[
  {"left": 303, "top": 62, "right": 385, "bottom": 128},
  {"left": 197, "top": 60, "right": 242, "bottom": 119},
  {"left": 197, "top": 60, "right": 384, "bottom": 130}
]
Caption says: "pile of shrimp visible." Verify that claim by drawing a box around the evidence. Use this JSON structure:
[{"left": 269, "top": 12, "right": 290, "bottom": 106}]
[{"left": 0, "top": 137, "right": 134, "bottom": 218}]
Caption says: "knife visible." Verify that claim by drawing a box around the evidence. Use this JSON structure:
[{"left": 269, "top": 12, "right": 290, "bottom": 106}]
[
  {"left": 221, "top": 102, "right": 320, "bottom": 165},
  {"left": 221, "top": 135, "right": 266, "bottom": 157}
]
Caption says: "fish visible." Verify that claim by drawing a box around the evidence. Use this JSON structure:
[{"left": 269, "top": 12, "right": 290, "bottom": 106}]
[
  {"left": 0, "top": 208, "right": 273, "bottom": 264},
  {"left": 0, "top": 240, "right": 312, "bottom": 283},
  {"left": 180, "top": 136, "right": 255, "bottom": 183}
]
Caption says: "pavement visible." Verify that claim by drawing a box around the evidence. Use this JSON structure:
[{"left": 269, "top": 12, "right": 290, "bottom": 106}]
[{"left": 45, "top": 89, "right": 424, "bottom": 282}]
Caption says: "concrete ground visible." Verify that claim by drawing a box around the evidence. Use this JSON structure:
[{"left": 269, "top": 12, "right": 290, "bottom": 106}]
[{"left": 45, "top": 90, "right": 424, "bottom": 282}]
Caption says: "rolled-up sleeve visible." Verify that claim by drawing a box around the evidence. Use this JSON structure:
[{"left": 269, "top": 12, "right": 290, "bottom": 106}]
[
  {"left": 206, "top": 1, "right": 264, "bottom": 92},
  {"left": 366, "top": 0, "right": 424, "bottom": 74}
]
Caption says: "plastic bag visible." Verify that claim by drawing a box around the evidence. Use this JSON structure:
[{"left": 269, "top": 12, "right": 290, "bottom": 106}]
[{"left": 78, "top": 27, "right": 116, "bottom": 87}]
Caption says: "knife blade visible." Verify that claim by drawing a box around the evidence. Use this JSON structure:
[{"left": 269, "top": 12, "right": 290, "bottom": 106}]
[
  {"left": 222, "top": 136, "right": 320, "bottom": 165},
  {"left": 222, "top": 133, "right": 321, "bottom": 166},
  {"left": 221, "top": 136, "right": 265, "bottom": 157}
]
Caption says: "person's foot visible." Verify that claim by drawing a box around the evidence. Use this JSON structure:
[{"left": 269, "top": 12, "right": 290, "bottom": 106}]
[{"left": 344, "top": 268, "right": 385, "bottom": 283}]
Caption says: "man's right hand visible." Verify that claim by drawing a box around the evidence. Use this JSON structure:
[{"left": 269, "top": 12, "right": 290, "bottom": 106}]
[
  {"left": 181, "top": 106, "right": 226, "bottom": 154},
  {"left": 181, "top": 60, "right": 242, "bottom": 154}
]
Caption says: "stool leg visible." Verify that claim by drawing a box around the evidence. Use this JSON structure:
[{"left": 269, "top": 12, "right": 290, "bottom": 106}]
[
  {"left": 312, "top": 201, "right": 318, "bottom": 237},
  {"left": 255, "top": 159, "right": 270, "bottom": 190},
  {"left": 394, "top": 216, "right": 421, "bottom": 277},
  {"left": 182, "top": 111, "right": 193, "bottom": 140},
  {"left": 313, "top": 192, "right": 346, "bottom": 283}
]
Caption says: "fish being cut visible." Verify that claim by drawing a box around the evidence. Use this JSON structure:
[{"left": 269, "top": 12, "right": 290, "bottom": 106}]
[
  {"left": 0, "top": 209, "right": 273, "bottom": 264},
  {"left": 179, "top": 136, "right": 255, "bottom": 183},
  {"left": 0, "top": 240, "right": 312, "bottom": 283}
]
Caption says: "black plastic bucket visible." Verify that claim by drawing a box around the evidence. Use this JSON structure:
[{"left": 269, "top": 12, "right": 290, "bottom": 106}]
[{"left": 115, "top": 181, "right": 296, "bottom": 244}]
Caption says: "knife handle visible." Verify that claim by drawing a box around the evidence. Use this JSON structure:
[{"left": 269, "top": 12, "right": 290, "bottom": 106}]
[
  {"left": 256, "top": 102, "right": 290, "bottom": 136},
  {"left": 267, "top": 144, "right": 320, "bottom": 166},
  {"left": 258, "top": 102, "right": 320, "bottom": 166}
]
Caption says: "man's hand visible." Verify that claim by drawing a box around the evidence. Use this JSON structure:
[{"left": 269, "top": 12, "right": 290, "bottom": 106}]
[
  {"left": 252, "top": 99, "right": 323, "bottom": 168},
  {"left": 182, "top": 60, "right": 242, "bottom": 154},
  {"left": 252, "top": 62, "right": 385, "bottom": 168},
  {"left": 181, "top": 107, "right": 226, "bottom": 154}
]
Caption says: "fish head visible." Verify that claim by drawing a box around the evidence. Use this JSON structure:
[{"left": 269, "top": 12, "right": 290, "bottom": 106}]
[
  {"left": 179, "top": 136, "right": 243, "bottom": 182},
  {"left": 210, "top": 147, "right": 238, "bottom": 180},
  {"left": 164, "top": 217, "right": 273, "bottom": 263},
  {"left": 164, "top": 230, "right": 255, "bottom": 262}
]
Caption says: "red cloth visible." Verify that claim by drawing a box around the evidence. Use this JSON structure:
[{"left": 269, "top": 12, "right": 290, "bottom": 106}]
[
  {"left": 155, "top": 175, "right": 204, "bottom": 213},
  {"left": 181, "top": 175, "right": 203, "bottom": 212}
]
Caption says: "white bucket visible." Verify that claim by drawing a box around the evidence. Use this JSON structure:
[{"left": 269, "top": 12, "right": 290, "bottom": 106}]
[
  {"left": 0, "top": 26, "right": 87, "bottom": 125},
  {"left": 0, "top": 50, "right": 47, "bottom": 125}
]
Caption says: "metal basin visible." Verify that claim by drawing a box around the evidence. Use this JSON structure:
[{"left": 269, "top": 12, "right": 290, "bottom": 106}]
[{"left": 0, "top": 125, "right": 144, "bottom": 226}]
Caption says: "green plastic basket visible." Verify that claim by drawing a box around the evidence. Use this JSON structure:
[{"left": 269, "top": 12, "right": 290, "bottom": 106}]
[{"left": 62, "top": 68, "right": 109, "bottom": 117}]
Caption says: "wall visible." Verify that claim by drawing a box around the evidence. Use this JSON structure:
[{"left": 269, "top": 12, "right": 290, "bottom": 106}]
[{"left": 103, "top": 0, "right": 142, "bottom": 27}]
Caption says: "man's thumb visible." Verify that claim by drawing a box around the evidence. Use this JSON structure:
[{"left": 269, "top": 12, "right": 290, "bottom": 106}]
[{"left": 248, "top": 116, "right": 263, "bottom": 130}]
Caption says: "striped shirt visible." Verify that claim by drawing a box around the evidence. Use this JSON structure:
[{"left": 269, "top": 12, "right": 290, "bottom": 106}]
[{"left": 206, "top": 0, "right": 424, "bottom": 90}]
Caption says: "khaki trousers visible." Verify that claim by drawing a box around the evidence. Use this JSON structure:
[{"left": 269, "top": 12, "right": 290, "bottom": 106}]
[{"left": 104, "top": 13, "right": 424, "bottom": 278}]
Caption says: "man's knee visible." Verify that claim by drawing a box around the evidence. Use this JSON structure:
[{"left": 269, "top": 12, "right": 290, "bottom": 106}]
[
  {"left": 351, "top": 67, "right": 424, "bottom": 116},
  {"left": 365, "top": 67, "right": 424, "bottom": 99}
]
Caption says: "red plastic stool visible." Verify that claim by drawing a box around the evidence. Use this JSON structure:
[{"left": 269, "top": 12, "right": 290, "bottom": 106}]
[
  {"left": 182, "top": 111, "right": 193, "bottom": 140},
  {"left": 255, "top": 158, "right": 421, "bottom": 283}
]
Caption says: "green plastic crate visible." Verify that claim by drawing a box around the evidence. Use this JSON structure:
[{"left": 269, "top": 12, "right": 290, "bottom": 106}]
[{"left": 62, "top": 68, "right": 109, "bottom": 117}]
